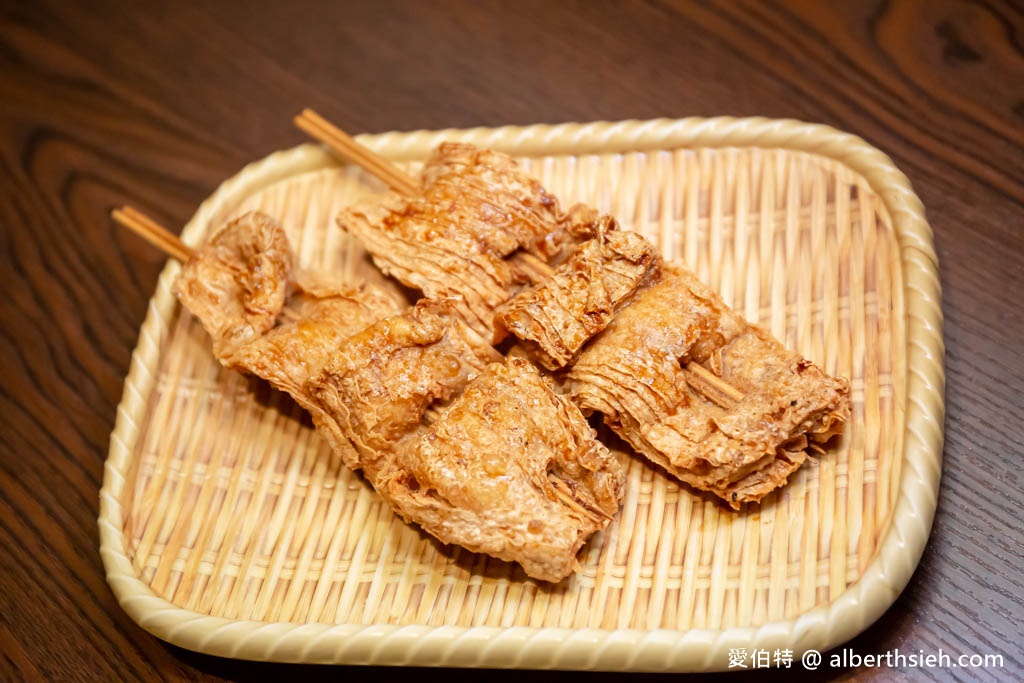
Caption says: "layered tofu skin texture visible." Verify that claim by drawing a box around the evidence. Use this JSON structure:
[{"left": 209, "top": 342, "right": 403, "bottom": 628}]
[{"left": 173, "top": 143, "right": 849, "bottom": 580}]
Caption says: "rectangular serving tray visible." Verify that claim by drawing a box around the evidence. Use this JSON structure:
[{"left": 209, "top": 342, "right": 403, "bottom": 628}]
[{"left": 100, "top": 117, "right": 944, "bottom": 671}]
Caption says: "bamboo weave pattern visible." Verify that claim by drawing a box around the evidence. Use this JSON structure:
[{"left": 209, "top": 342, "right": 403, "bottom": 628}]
[{"left": 121, "top": 146, "right": 904, "bottom": 633}]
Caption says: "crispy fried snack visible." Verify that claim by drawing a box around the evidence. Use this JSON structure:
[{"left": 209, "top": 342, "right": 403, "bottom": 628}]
[
  {"left": 562, "top": 263, "right": 850, "bottom": 508},
  {"left": 174, "top": 211, "right": 403, "bottom": 400},
  {"left": 335, "top": 142, "right": 852, "bottom": 510},
  {"left": 175, "top": 211, "right": 624, "bottom": 581},
  {"left": 494, "top": 207, "right": 660, "bottom": 369},
  {"left": 306, "top": 305, "right": 625, "bottom": 582},
  {"left": 385, "top": 357, "right": 624, "bottom": 582},
  {"left": 338, "top": 143, "right": 568, "bottom": 336},
  {"left": 305, "top": 301, "right": 501, "bottom": 470}
]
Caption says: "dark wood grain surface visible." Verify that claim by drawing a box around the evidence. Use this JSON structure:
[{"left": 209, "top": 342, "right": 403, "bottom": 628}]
[{"left": 1, "top": 1, "right": 1021, "bottom": 680}]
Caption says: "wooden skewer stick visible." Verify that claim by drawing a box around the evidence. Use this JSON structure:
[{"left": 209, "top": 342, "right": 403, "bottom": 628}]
[
  {"left": 548, "top": 475, "right": 611, "bottom": 522},
  {"left": 685, "top": 363, "right": 744, "bottom": 408},
  {"left": 112, "top": 206, "right": 194, "bottom": 262},
  {"left": 294, "top": 108, "right": 420, "bottom": 197}
]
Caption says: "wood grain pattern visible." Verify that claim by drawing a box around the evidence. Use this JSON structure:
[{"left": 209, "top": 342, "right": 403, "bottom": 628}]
[{"left": 1, "top": 0, "right": 1021, "bottom": 680}]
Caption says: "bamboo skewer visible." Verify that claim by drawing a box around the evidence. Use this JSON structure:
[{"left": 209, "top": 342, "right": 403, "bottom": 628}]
[
  {"left": 685, "top": 363, "right": 744, "bottom": 407},
  {"left": 113, "top": 206, "right": 194, "bottom": 263},
  {"left": 294, "top": 109, "right": 420, "bottom": 197},
  {"left": 549, "top": 475, "right": 612, "bottom": 522}
]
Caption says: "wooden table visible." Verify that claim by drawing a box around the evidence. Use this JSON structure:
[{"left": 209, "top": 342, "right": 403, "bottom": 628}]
[{"left": 2, "top": 1, "right": 1021, "bottom": 680}]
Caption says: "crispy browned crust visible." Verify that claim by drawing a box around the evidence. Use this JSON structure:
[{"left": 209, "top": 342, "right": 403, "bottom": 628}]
[
  {"left": 337, "top": 143, "right": 568, "bottom": 336},
  {"left": 375, "top": 357, "right": 625, "bottom": 582},
  {"left": 175, "top": 213, "right": 626, "bottom": 582},
  {"left": 305, "top": 306, "right": 625, "bottom": 582},
  {"left": 568, "top": 264, "right": 850, "bottom": 509},
  {"left": 494, "top": 211, "right": 660, "bottom": 370},
  {"left": 333, "top": 143, "right": 853, "bottom": 511}
]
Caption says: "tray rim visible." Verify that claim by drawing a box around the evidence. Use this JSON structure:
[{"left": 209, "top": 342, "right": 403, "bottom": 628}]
[{"left": 99, "top": 116, "right": 945, "bottom": 672}]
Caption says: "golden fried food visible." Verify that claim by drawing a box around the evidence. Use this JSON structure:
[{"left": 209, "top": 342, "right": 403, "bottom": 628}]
[
  {"left": 174, "top": 211, "right": 625, "bottom": 581},
  {"left": 566, "top": 264, "right": 849, "bottom": 508},
  {"left": 338, "top": 143, "right": 568, "bottom": 336},
  {"left": 494, "top": 207, "right": 659, "bottom": 369}
]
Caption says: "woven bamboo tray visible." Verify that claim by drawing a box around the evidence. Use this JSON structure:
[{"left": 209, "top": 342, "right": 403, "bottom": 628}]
[{"left": 100, "top": 118, "right": 944, "bottom": 671}]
